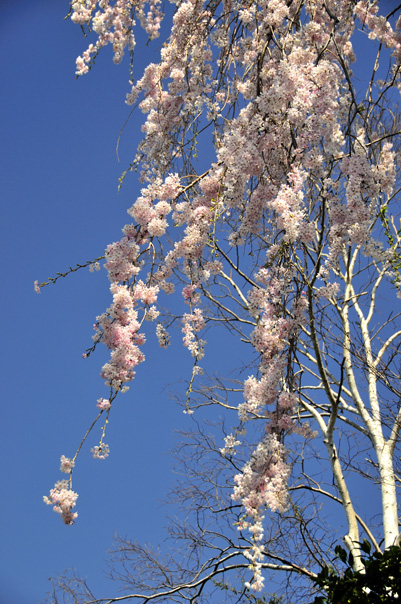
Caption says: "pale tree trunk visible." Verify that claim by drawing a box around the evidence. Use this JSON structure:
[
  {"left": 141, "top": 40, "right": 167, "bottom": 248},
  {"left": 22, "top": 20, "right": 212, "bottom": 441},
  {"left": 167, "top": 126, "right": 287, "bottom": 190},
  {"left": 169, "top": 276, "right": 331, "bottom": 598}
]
[
  {"left": 379, "top": 439, "right": 400, "bottom": 548},
  {"left": 343, "top": 253, "right": 401, "bottom": 553}
]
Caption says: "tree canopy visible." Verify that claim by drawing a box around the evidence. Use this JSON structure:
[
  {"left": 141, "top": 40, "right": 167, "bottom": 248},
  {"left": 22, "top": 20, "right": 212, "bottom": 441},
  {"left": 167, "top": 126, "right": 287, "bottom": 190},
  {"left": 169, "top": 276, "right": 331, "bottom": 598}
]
[{"left": 40, "top": 1, "right": 401, "bottom": 602}]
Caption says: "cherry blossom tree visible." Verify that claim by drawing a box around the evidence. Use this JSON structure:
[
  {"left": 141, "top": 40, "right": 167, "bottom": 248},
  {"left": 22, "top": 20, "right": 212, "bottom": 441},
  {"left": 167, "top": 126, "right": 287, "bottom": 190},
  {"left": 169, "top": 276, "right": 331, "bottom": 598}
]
[{"left": 40, "top": 0, "right": 401, "bottom": 602}]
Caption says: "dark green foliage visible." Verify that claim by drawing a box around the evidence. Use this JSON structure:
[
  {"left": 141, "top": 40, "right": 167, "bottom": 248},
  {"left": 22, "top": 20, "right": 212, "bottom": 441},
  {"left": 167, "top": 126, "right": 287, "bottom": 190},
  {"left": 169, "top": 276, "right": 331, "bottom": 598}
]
[{"left": 311, "top": 542, "right": 401, "bottom": 604}]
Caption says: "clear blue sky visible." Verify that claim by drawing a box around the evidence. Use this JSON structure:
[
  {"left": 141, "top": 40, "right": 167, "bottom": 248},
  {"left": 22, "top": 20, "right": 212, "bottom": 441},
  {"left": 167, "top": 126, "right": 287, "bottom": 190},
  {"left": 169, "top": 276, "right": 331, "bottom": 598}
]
[{"left": 0, "top": 2, "right": 398, "bottom": 603}]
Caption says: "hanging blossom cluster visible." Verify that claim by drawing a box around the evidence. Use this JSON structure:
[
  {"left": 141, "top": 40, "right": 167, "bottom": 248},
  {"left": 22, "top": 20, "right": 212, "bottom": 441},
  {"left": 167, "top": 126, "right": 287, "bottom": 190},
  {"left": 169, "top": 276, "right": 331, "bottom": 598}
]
[
  {"left": 71, "top": 0, "right": 162, "bottom": 76},
  {"left": 43, "top": 481, "right": 78, "bottom": 525},
  {"left": 182, "top": 308, "right": 206, "bottom": 360},
  {"left": 233, "top": 435, "right": 290, "bottom": 592},
  {"left": 95, "top": 283, "right": 146, "bottom": 389},
  {"left": 227, "top": 268, "right": 311, "bottom": 587},
  {"left": 44, "top": 0, "right": 401, "bottom": 588},
  {"left": 44, "top": 457, "right": 78, "bottom": 523},
  {"left": 44, "top": 476, "right": 78, "bottom": 525}
]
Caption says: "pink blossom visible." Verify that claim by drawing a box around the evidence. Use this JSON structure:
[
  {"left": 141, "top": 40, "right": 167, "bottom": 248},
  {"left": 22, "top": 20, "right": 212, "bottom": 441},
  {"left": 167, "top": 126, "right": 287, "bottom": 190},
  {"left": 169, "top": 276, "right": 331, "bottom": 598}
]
[
  {"left": 60, "top": 455, "right": 75, "bottom": 474},
  {"left": 182, "top": 283, "right": 200, "bottom": 303},
  {"left": 91, "top": 443, "right": 110, "bottom": 459},
  {"left": 182, "top": 309, "right": 206, "bottom": 359},
  {"left": 43, "top": 480, "right": 78, "bottom": 525},
  {"left": 156, "top": 323, "right": 170, "bottom": 347},
  {"left": 96, "top": 398, "right": 111, "bottom": 411}
]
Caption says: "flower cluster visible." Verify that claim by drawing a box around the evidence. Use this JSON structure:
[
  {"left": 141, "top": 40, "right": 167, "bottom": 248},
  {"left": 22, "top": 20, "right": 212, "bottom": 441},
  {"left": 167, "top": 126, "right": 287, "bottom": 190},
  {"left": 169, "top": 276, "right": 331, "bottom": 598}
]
[
  {"left": 89, "top": 261, "right": 101, "bottom": 272},
  {"left": 95, "top": 284, "right": 145, "bottom": 390},
  {"left": 182, "top": 308, "right": 206, "bottom": 360},
  {"left": 72, "top": 0, "right": 162, "bottom": 76},
  {"left": 104, "top": 236, "right": 140, "bottom": 283},
  {"left": 97, "top": 398, "right": 111, "bottom": 410},
  {"left": 43, "top": 480, "right": 78, "bottom": 525},
  {"left": 60, "top": 455, "right": 75, "bottom": 473},
  {"left": 156, "top": 323, "right": 170, "bottom": 348},
  {"left": 220, "top": 433, "right": 241, "bottom": 456},
  {"left": 91, "top": 443, "right": 110, "bottom": 459},
  {"left": 233, "top": 435, "right": 290, "bottom": 590}
]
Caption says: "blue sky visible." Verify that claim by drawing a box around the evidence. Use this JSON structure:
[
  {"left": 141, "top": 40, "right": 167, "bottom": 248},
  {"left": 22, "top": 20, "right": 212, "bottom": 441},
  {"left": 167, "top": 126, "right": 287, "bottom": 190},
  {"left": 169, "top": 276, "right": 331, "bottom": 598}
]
[
  {"left": 1, "top": 1, "right": 399, "bottom": 603},
  {"left": 0, "top": 2, "right": 202, "bottom": 603}
]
